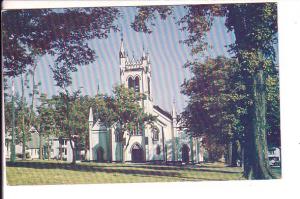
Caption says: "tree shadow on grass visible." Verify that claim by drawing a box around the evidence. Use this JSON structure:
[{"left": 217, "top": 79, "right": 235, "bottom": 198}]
[
  {"left": 6, "top": 161, "right": 182, "bottom": 178},
  {"left": 6, "top": 161, "right": 242, "bottom": 177},
  {"left": 96, "top": 164, "right": 241, "bottom": 174}
]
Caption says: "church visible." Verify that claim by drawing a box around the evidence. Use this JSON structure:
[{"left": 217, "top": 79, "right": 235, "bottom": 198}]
[{"left": 88, "top": 38, "right": 204, "bottom": 163}]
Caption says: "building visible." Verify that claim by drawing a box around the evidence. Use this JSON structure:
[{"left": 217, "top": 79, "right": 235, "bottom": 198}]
[
  {"left": 87, "top": 38, "right": 204, "bottom": 163},
  {"left": 268, "top": 147, "right": 281, "bottom": 166}
]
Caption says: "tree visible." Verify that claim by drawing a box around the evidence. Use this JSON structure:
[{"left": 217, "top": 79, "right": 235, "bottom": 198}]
[
  {"left": 36, "top": 93, "right": 57, "bottom": 159},
  {"left": 68, "top": 95, "right": 91, "bottom": 161},
  {"left": 93, "top": 85, "right": 157, "bottom": 162},
  {"left": 181, "top": 56, "right": 246, "bottom": 164},
  {"left": 132, "top": 3, "right": 278, "bottom": 179},
  {"left": 2, "top": 8, "right": 120, "bottom": 78},
  {"left": 265, "top": 71, "right": 280, "bottom": 147},
  {"left": 51, "top": 90, "right": 81, "bottom": 164}
]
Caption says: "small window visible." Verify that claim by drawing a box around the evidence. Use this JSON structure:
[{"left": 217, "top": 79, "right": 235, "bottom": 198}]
[
  {"left": 152, "top": 128, "right": 159, "bottom": 141},
  {"left": 135, "top": 76, "right": 140, "bottom": 92},
  {"left": 63, "top": 148, "right": 67, "bottom": 155}
]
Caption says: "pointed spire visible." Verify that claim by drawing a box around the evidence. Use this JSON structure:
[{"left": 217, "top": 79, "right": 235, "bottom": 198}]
[
  {"left": 89, "top": 107, "right": 93, "bottom": 122},
  {"left": 142, "top": 45, "right": 146, "bottom": 59},
  {"left": 172, "top": 98, "right": 177, "bottom": 119},
  {"left": 119, "top": 31, "right": 125, "bottom": 58},
  {"left": 147, "top": 50, "right": 150, "bottom": 63},
  {"left": 97, "top": 83, "right": 100, "bottom": 96},
  {"left": 131, "top": 51, "right": 135, "bottom": 63}
]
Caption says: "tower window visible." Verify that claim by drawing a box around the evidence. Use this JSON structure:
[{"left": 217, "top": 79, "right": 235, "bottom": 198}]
[
  {"left": 135, "top": 76, "right": 140, "bottom": 92},
  {"left": 128, "top": 77, "right": 134, "bottom": 89}
]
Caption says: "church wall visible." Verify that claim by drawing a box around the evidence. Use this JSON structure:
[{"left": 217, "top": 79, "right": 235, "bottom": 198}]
[
  {"left": 149, "top": 110, "right": 174, "bottom": 162},
  {"left": 91, "top": 130, "right": 110, "bottom": 162},
  {"left": 123, "top": 132, "right": 143, "bottom": 162}
]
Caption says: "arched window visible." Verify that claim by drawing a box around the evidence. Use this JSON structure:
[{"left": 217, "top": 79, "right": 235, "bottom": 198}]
[
  {"left": 152, "top": 128, "right": 159, "bottom": 141},
  {"left": 147, "top": 77, "right": 151, "bottom": 96},
  {"left": 128, "top": 77, "right": 134, "bottom": 89},
  {"left": 134, "top": 76, "right": 140, "bottom": 92}
]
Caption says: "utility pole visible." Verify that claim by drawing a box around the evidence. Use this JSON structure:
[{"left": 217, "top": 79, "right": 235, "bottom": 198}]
[{"left": 10, "top": 79, "right": 16, "bottom": 162}]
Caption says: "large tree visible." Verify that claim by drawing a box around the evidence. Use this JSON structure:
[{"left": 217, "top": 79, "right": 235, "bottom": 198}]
[
  {"left": 93, "top": 85, "right": 157, "bottom": 162},
  {"left": 132, "top": 3, "right": 278, "bottom": 179},
  {"left": 2, "top": 8, "right": 120, "bottom": 78},
  {"left": 181, "top": 56, "right": 246, "bottom": 164}
]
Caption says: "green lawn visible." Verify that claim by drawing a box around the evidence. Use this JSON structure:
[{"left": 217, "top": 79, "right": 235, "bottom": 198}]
[{"left": 5, "top": 160, "right": 280, "bottom": 185}]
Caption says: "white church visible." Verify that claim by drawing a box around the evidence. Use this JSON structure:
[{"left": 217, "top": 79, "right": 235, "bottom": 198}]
[{"left": 87, "top": 38, "right": 204, "bottom": 163}]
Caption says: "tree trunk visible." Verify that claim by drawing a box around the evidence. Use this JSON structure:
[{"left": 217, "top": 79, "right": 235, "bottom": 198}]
[
  {"left": 226, "top": 142, "right": 232, "bottom": 165},
  {"left": 39, "top": 131, "right": 43, "bottom": 159},
  {"left": 231, "top": 141, "right": 238, "bottom": 167},
  {"left": 47, "top": 137, "right": 51, "bottom": 160},
  {"left": 59, "top": 137, "right": 63, "bottom": 160},
  {"left": 243, "top": 70, "right": 274, "bottom": 179},
  {"left": 69, "top": 137, "right": 76, "bottom": 165},
  {"left": 21, "top": 75, "right": 26, "bottom": 160},
  {"left": 84, "top": 135, "right": 88, "bottom": 161}
]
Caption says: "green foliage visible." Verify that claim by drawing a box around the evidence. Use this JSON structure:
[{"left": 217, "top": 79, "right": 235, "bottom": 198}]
[
  {"left": 131, "top": 4, "right": 279, "bottom": 178},
  {"left": 37, "top": 93, "right": 57, "bottom": 136},
  {"left": 93, "top": 85, "right": 157, "bottom": 150},
  {"left": 265, "top": 72, "right": 280, "bottom": 146},
  {"left": 181, "top": 57, "right": 246, "bottom": 150},
  {"left": 2, "top": 8, "right": 120, "bottom": 84},
  {"left": 131, "top": 6, "right": 173, "bottom": 34}
]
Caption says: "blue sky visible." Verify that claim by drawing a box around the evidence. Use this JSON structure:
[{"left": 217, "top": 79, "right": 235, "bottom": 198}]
[{"left": 12, "top": 6, "right": 235, "bottom": 113}]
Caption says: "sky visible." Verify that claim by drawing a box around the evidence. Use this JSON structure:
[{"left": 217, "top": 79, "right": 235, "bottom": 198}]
[{"left": 12, "top": 5, "right": 236, "bottom": 113}]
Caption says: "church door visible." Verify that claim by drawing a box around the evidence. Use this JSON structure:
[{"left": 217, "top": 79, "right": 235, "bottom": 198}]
[
  {"left": 96, "top": 147, "right": 104, "bottom": 162},
  {"left": 182, "top": 144, "right": 190, "bottom": 163},
  {"left": 131, "top": 144, "right": 144, "bottom": 163}
]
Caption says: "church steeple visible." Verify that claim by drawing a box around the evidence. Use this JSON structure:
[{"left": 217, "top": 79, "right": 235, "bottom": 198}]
[
  {"left": 119, "top": 33, "right": 125, "bottom": 58},
  {"left": 142, "top": 45, "right": 146, "bottom": 60},
  {"left": 89, "top": 107, "right": 93, "bottom": 123},
  {"left": 96, "top": 83, "right": 100, "bottom": 96},
  {"left": 172, "top": 99, "right": 177, "bottom": 119}
]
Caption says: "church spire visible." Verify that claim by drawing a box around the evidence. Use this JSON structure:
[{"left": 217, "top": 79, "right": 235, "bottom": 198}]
[
  {"left": 119, "top": 32, "right": 125, "bottom": 58},
  {"left": 172, "top": 99, "right": 177, "bottom": 119},
  {"left": 96, "top": 83, "right": 100, "bottom": 96},
  {"left": 142, "top": 45, "right": 146, "bottom": 60},
  {"left": 89, "top": 107, "right": 93, "bottom": 123}
]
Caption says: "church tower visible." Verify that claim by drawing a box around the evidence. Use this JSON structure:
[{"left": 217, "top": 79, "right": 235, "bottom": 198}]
[{"left": 119, "top": 37, "right": 153, "bottom": 112}]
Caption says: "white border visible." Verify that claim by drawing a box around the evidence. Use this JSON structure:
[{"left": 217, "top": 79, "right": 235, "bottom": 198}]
[
  {"left": 3, "top": 1, "right": 300, "bottom": 199},
  {"left": 2, "top": 0, "right": 281, "bottom": 10}
]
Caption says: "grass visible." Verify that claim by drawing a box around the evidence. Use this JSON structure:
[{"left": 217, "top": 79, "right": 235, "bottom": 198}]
[{"left": 5, "top": 160, "right": 280, "bottom": 185}]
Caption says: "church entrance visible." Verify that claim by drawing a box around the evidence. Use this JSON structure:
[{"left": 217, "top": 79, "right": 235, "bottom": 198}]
[
  {"left": 182, "top": 144, "right": 190, "bottom": 163},
  {"left": 131, "top": 143, "right": 144, "bottom": 163},
  {"left": 96, "top": 147, "right": 104, "bottom": 162}
]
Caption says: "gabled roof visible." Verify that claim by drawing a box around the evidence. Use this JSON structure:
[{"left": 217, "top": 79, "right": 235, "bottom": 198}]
[
  {"left": 92, "top": 119, "right": 108, "bottom": 131},
  {"left": 153, "top": 105, "right": 172, "bottom": 120}
]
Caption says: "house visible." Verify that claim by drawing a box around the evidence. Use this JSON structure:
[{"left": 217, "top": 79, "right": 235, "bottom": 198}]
[{"left": 268, "top": 147, "right": 281, "bottom": 166}]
